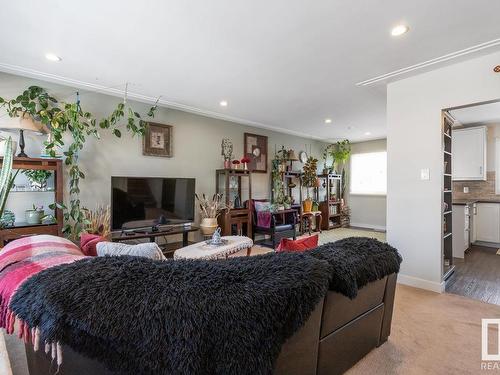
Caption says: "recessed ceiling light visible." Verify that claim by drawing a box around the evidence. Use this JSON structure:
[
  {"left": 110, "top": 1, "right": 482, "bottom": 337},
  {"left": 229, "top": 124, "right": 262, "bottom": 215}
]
[
  {"left": 391, "top": 24, "right": 409, "bottom": 37},
  {"left": 324, "top": 118, "right": 332, "bottom": 124},
  {"left": 365, "top": 132, "right": 372, "bottom": 136},
  {"left": 219, "top": 100, "right": 228, "bottom": 107},
  {"left": 45, "top": 53, "right": 62, "bottom": 62}
]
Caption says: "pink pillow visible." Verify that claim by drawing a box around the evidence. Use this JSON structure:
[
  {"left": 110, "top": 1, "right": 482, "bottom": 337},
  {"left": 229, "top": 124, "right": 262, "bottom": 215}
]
[
  {"left": 80, "top": 234, "right": 106, "bottom": 256},
  {"left": 276, "top": 234, "right": 319, "bottom": 252}
]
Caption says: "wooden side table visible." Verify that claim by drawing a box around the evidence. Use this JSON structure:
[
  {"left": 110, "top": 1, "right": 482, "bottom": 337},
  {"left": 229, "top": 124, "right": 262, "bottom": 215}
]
[{"left": 300, "top": 211, "right": 322, "bottom": 235}]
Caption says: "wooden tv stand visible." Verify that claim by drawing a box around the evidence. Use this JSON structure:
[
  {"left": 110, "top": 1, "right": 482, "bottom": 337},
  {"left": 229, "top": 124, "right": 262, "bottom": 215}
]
[{"left": 111, "top": 225, "right": 199, "bottom": 256}]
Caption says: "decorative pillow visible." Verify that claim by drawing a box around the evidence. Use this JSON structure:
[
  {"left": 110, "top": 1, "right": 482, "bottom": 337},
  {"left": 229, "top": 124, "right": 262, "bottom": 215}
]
[
  {"left": 276, "top": 234, "right": 319, "bottom": 252},
  {"left": 254, "top": 201, "right": 271, "bottom": 212},
  {"left": 96, "top": 242, "right": 166, "bottom": 260},
  {"left": 80, "top": 233, "right": 106, "bottom": 256}
]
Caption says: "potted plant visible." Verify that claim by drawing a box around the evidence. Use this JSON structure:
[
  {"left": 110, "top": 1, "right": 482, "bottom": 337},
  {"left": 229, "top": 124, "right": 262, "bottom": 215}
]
[
  {"left": 241, "top": 156, "right": 251, "bottom": 170},
  {"left": 330, "top": 140, "right": 351, "bottom": 203},
  {"left": 321, "top": 144, "right": 335, "bottom": 174},
  {"left": 0, "top": 138, "right": 19, "bottom": 228},
  {"left": 81, "top": 205, "right": 111, "bottom": 239},
  {"left": 22, "top": 169, "right": 52, "bottom": 191},
  {"left": 221, "top": 138, "right": 233, "bottom": 169},
  {"left": 302, "top": 156, "right": 318, "bottom": 212},
  {"left": 312, "top": 200, "right": 319, "bottom": 212},
  {"left": 25, "top": 204, "right": 44, "bottom": 225},
  {"left": 196, "top": 193, "right": 230, "bottom": 235},
  {"left": 276, "top": 146, "right": 289, "bottom": 172},
  {"left": 284, "top": 196, "right": 292, "bottom": 210}
]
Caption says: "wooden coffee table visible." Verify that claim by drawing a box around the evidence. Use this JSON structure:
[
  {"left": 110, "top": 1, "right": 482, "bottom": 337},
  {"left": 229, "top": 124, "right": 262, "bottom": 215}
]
[{"left": 173, "top": 236, "right": 253, "bottom": 260}]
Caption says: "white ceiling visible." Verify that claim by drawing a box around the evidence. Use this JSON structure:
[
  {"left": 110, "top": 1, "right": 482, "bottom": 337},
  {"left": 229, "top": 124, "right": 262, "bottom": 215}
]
[
  {"left": 1, "top": 0, "right": 500, "bottom": 142},
  {"left": 451, "top": 101, "right": 500, "bottom": 125}
]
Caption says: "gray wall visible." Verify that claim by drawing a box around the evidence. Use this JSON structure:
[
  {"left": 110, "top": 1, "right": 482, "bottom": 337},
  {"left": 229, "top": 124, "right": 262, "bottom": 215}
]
[
  {"left": 346, "top": 139, "right": 387, "bottom": 230},
  {"left": 0, "top": 72, "right": 326, "bottom": 228}
]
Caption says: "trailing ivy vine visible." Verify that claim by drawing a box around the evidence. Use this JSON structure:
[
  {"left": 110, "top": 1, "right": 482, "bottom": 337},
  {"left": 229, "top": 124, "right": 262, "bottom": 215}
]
[{"left": 0, "top": 86, "right": 158, "bottom": 239}]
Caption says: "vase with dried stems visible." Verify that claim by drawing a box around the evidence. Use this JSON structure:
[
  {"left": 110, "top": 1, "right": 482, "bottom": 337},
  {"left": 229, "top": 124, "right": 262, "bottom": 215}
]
[
  {"left": 83, "top": 205, "right": 111, "bottom": 239},
  {"left": 195, "top": 193, "right": 230, "bottom": 235}
]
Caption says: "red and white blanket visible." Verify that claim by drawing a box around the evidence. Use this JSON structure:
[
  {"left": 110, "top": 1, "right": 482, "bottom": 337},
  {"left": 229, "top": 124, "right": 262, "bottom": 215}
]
[{"left": 0, "top": 235, "right": 85, "bottom": 340}]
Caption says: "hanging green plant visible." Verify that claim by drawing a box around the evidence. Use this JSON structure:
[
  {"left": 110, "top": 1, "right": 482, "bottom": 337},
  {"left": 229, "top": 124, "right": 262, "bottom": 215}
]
[{"left": 0, "top": 86, "right": 158, "bottom": 239}]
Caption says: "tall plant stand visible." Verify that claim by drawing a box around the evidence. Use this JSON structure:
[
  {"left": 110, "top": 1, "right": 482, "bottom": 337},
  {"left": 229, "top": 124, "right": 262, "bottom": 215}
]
[{"left": 316, "top": 173, "right": 342, "bottom": 230}]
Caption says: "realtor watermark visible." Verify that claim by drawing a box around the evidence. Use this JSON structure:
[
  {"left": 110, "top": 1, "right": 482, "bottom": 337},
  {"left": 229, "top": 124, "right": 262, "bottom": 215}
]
[{"left": 482, "top": 319, "right": 500, "bottom": 370}]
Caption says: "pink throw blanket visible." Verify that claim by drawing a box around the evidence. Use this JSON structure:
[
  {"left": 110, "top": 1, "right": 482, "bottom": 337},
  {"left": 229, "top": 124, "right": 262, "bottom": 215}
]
[
  {"left": 0, "top": 235, "right": 85, "bottom": 339},
  {"left": 257, "top": 211, "right": 271, "bottom": 228}
]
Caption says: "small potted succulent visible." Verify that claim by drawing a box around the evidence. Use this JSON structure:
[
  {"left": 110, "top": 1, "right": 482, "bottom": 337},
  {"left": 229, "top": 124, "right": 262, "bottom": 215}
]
[
  {"left": 25, "top": 204, "right": 44, "bottom": 225},
  {"left": 241, "top": 156, "right": 251, "bottom": 170}
]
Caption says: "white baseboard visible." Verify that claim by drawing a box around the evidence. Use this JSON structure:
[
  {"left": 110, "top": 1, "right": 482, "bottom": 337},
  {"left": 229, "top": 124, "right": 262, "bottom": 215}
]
[
  {"left": 397, "top": 273, "right": 445, "bottom": 293},
  {"left": 349, "top": 222, "right": 386, "bottom": 232}
]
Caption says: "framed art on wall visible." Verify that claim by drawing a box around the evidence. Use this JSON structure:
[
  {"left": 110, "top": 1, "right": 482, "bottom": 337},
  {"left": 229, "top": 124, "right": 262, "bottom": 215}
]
[
  {"left": 143, "top": 123, "right": 173, "bottom": 157},
  {"left": 244, "top": 133, "right": 268, "bottom": 173}
]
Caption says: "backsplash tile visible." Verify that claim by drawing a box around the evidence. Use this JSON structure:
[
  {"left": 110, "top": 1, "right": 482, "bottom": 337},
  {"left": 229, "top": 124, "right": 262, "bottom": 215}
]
[{"left": 453, "top": 171, "right": 498, "bottom": 200}]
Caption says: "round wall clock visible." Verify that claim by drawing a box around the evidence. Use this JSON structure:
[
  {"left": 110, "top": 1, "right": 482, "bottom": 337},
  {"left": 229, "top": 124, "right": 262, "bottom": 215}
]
[{"left": 299, "top": 151, "right": 308, "bottom": 163}]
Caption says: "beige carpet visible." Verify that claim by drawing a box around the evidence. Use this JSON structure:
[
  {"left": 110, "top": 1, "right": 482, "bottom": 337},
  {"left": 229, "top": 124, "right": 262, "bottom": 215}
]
[{"left": 347, "top": 285, "right": 500, "bottom": 375}]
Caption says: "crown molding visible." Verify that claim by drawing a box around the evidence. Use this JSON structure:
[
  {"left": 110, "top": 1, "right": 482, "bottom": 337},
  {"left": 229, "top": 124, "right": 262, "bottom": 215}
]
[
  {"left": 0, "top": 62, "right": 323, "bottom": 141},
  {"left": 356, "top": 38, "right": 500, "bottom": 86}
]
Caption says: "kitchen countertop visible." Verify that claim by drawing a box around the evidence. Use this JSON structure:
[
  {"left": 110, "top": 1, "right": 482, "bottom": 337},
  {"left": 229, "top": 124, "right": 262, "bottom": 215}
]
[{"left": 452, "top": 199, "right": 500, "bottom": 205}]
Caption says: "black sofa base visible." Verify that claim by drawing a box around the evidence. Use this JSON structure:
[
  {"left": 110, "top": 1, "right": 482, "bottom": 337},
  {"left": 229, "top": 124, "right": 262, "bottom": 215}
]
[{"left": 25, "top": 274, "right": 397, "bottom": 375}]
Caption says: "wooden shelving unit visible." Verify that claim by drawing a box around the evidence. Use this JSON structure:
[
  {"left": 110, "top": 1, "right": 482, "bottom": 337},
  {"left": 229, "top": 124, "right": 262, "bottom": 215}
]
[
  {"left": 0, "top": 157, "right": 63, "bottom": 247},
  {"left": 315, "top": 173, "right": 342, "bottom": 230},
  {"left": 442, "top": 112, "right": 455, "bottom": 281}
]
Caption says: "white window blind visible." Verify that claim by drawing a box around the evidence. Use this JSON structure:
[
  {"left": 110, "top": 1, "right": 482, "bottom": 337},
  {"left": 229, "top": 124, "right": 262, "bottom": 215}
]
[{"left": 350, "top": 152, "right": 387, "bottom": 195}]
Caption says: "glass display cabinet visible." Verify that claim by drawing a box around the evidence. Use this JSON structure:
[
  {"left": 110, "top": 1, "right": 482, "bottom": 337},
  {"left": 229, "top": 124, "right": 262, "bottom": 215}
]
[{"left": 215, "top": 169, "right": 252, "bottom": 237}]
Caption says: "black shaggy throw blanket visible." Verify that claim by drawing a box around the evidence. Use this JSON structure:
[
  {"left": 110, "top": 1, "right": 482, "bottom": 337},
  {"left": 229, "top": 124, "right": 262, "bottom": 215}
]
[{"left": 10, "top": 237, "right": 401, "bottom": 375}]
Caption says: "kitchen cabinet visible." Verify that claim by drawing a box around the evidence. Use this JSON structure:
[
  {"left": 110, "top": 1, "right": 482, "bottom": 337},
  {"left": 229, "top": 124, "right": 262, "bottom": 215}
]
[
  {"left": 475, "top": 203, "right": 500, "bottom": 243},
  {"left": 452, "top": 126, "right": 487, "bottom": 181},
  {"left": 452, "top": 205, "right": 468, "bottom": 258}
]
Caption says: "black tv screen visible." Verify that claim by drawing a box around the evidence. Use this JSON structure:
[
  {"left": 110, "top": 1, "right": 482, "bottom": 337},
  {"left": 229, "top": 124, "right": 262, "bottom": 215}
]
[{"left": 111, "top": 177, "right": 195, "bottom": 230}]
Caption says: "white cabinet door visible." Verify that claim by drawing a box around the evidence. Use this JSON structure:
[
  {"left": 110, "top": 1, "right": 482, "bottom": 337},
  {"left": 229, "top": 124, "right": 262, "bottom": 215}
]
[
  {"left": 475, "top": 203, "right": 500, "bottom": 243},
  {"left": 452, "top": 126, "right": 487, "bottom": 181}
]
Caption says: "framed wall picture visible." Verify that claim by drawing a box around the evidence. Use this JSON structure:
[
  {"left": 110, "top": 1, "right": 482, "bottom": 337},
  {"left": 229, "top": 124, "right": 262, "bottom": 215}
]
[
  {"left": 244, "top": 133, "right": 268, "bottom": 173},
  {"left": 143, "top": 123, "right": 173, "bottom": 157}
]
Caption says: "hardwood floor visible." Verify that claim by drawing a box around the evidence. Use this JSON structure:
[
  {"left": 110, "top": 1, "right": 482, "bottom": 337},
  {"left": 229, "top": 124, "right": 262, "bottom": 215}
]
[{"left": 446, "top": 245, "right": 500, "bottom": 305}]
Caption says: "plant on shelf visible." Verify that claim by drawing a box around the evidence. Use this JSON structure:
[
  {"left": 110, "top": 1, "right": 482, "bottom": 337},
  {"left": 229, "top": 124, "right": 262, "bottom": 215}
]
[
  {"left": 321, "top": 144, "right": 335, "bottom": 174},
  {"left": 329, "top": 139, "right": 351, "bottom": 201},
  {"left": 275, "top": 145, "right": 289, "bottom": 172},
  {"left": 221, "top": 138, "right": 233, "bottom": 169},
  {"left": 25, "top": 204, "right": 44, "bottom": 225},
  {"left": 195, "top": 193, "right": 230, "bottom": 236},
  {"left": 83, "top": 205, "right": 111, "bottom": 239},
  {"left": 0, "top": 86, "right": 158, "bottom": 239},
  {"left": 0, "top": 137, "right": 19, "bottom": 228},
  {"left": 302, "top": 156, "right": 318, "bottom": 212},
  {"left": 22, "top": 169, "right": 52, "bottom": 190}
]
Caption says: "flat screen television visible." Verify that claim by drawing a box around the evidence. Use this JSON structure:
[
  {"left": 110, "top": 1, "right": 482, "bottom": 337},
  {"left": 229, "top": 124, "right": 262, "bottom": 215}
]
[{"left": 111, "top": 177, "right": 195, "bottom": 230}]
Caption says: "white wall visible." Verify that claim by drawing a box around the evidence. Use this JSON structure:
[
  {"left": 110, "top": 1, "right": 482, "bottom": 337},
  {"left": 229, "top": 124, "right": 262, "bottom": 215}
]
[
  {"left": 387, "top": 51, "right": 500, "bottom": 292},
  {"left": 0, "top": 72, "right": 326, "bottom": 230},
  {"left": 346, "top": 139, "right": 387, "bottom": 230}
]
